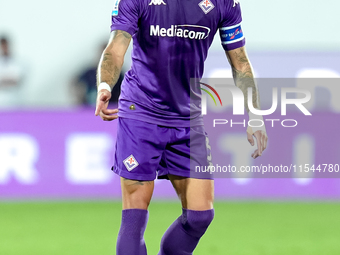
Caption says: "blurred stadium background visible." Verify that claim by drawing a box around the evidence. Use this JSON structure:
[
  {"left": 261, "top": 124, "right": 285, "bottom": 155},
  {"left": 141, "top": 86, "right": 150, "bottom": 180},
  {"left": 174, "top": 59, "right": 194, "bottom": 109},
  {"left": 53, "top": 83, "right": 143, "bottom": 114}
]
[{"left": 1, "top": 0, "right": 340, "bottom": 254}]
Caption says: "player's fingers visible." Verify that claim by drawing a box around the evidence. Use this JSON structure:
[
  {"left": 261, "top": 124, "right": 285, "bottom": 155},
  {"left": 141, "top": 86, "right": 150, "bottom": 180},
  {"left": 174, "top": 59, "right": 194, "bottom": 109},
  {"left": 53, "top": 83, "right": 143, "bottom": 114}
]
[
  {"left": 247, "top": 131, "right": 254, "bottom": 146},
  {"left": 254, "top": 132, "right": 263, "bottom": 156},
  {"left": 262, "top": 134, "right": 268, "bottom": 151},
  {"left": 103, "top": 115, "right": 119, "bottom": 121},
  {"left": 95, "top": 90, "right": 111, "bottom": 115},
  {"left": 95, "top": 104, "right": 101, "bottom": 116},
  {"left": 95, "top": 97, "right": 106, "bottom": 116},
  {"left": 95, "top": 104, "right": 103, "bottom": 116},
  {"left": 99, "top": 109, "right": 118, "bottom": 121},
  {"left": 101, "top": 109, "right": 119, "bottom": 115},
  {"left": 99, "top": 112, "right": 118, "bottom": 121},
  {"left": 251, "top": 149, "right": 260, "bottom": 159}
]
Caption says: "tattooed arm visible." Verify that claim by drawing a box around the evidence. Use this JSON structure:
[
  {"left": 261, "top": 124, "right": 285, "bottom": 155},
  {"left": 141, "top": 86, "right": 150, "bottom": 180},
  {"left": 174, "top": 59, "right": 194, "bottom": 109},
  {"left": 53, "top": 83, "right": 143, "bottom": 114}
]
[
  {"left": 97, "top": 30, "right": 131, "bottom": 88},
  {"left": 95, "top": 30, "right": 132, "bottom": 121},
  {"left": 225, "top": 46, "right": 259, "bottom": 113},
  {"left": 226, "top": 46, "right": 268, "bottom": 158}
]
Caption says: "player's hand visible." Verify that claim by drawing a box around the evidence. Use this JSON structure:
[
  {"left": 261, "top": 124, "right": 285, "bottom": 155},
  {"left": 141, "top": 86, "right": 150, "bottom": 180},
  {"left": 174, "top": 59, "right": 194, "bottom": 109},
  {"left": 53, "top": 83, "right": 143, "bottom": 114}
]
[
  {"left": 95, "top": 89, "right": 118, "bottom": 121},
  {"left": 247, "top": 127, "right": 268, "bottom": 159}
]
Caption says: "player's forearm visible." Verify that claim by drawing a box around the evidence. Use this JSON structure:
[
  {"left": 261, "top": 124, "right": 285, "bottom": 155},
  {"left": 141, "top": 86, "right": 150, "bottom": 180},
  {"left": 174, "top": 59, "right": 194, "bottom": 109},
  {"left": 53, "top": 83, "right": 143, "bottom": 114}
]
[
  {"left": 96, "top": 30, "right": 131, "bottom": 90},
  {"left": 97, "top": 51, "right": 123, "bottom": 90},
  {"left": 232, "top": 64, "right": 260, "bottom": 113},
  {"left": 226, "top": 48, "right": 260, "bottom": 113}
]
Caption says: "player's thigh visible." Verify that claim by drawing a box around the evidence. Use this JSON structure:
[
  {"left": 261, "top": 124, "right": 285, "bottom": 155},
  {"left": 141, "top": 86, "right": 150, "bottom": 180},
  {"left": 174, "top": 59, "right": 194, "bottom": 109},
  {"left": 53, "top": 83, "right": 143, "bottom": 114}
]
[
  {"left": 169, "top": 175, "right": 214, "bottom": 211},
  {"left": 121, "top": 177, "right": 155, "bottom": 210}
]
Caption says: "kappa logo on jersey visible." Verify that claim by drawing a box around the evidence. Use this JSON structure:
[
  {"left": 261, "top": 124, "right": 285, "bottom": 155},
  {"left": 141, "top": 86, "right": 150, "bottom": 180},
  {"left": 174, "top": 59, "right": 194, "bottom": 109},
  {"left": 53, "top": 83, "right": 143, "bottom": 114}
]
[
  {"left": 149, "top": 0, "right": 166, "bottom": 5},
  {"left": 123, "top": 155, "right": 139, "bottom": 171},
  {"left": 233, "top": 0, "right": 240, "bottom": 7},
  {"left": 112, "top": 0, "right": 121, "bottom": 16},
  {"left": 198, "top": 0, "right": 215, "bottom": 14}
]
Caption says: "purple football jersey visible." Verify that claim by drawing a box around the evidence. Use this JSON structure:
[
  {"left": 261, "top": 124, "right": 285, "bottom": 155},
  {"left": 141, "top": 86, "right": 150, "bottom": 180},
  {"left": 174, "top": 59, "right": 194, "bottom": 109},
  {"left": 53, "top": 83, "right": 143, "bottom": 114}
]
[{"left": 111, "top": 0, "right": 245, "bottom": 127}]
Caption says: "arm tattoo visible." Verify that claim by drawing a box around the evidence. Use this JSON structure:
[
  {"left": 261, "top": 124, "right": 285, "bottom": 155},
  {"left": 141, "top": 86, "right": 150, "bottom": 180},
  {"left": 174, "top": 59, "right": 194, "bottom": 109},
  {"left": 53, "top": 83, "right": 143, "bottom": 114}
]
[
  {"left": 228, "top": 48, "right": 260, "bottom": 113},
  {"left": 99, "top": 52, "right": 118, "bottom": 86},
  {"left": 120, "top": 30, "right": 132, "bottom": 40},
  {"left": 97, "top": 30, "right": 132, "bottom": 89}
]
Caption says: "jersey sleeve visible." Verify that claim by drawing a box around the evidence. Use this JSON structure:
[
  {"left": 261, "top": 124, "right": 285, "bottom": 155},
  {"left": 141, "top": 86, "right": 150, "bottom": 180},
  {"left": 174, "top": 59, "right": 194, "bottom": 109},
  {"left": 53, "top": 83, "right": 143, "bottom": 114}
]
[
  {"left": 110, "top": 0, "right": 140, "bottom": 36},
  {"left": 219, "top": 0, "right": 245, "bottom": 51}
]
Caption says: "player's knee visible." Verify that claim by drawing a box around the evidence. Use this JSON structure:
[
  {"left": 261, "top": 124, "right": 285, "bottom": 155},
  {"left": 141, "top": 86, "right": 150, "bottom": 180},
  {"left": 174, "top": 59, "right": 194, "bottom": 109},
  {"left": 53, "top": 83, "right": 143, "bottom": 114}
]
[{"left": 184, "top": 209, "right": 214, "bottom": 238}]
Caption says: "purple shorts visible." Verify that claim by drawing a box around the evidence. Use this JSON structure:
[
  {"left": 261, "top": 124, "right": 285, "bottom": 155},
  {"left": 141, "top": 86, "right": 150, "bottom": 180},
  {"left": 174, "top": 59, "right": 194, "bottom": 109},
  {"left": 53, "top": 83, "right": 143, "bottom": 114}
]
[{"left": 112, "top": 117, "right": 212, "bottom": 181}]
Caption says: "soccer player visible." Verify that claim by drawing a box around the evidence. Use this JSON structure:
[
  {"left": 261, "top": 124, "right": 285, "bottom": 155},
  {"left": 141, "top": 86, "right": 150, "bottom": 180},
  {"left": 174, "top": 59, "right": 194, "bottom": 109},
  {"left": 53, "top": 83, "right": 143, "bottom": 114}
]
[{"left": 95, "top": 0, "right": 268, "bottom": 254}]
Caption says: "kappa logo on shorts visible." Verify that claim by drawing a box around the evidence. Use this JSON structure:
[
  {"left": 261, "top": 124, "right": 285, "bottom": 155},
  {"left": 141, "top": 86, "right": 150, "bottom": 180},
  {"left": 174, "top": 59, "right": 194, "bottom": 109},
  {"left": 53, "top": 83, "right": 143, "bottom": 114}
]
[
  {"left": 233, "top": 0, "right": 240, "bottom": 7},
  {"left": 198, "top": 0, "right": 215, "bottom": 14},
  {"left": 123, "top": 155, "right": 139, "bottom": 171}
]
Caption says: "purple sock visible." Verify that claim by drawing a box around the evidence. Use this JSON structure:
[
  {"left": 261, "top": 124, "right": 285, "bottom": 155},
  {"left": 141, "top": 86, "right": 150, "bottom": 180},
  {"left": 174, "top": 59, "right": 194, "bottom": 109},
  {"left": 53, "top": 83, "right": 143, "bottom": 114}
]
[
  {"left": 159, "top": 208, "right": 214, "bottom": 255},
  {"left": 116, "top": 209, "right": 148, "bottom": 255}
]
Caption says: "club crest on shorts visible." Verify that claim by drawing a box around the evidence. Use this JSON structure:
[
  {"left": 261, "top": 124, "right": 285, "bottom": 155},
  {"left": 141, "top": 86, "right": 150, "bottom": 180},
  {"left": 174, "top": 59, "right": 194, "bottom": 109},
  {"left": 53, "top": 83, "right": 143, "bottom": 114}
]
[
  {"left": 199, "top": 0, "right": 215, "bottom": 14},
  {"left": 123, "top": 155, "right": 139, "bottom": 171}
]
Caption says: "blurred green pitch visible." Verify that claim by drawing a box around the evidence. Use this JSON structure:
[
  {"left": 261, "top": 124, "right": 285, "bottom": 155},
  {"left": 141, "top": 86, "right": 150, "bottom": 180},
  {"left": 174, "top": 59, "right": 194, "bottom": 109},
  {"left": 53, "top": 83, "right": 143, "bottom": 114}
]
[{"left": 0, "top": 201, "right": 339, "bottom": 255}]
